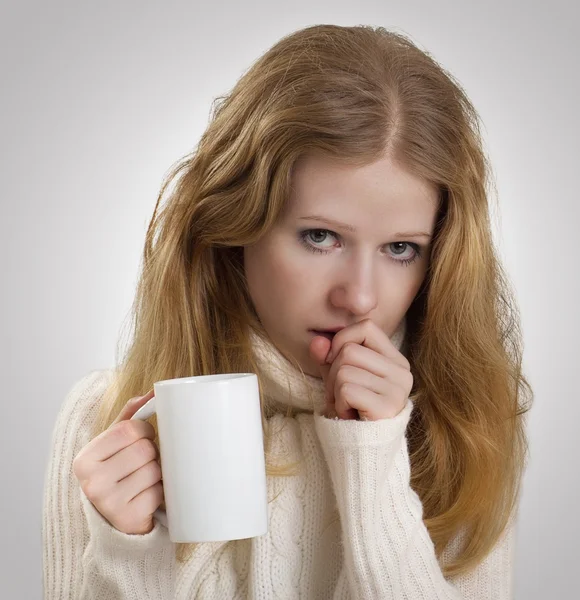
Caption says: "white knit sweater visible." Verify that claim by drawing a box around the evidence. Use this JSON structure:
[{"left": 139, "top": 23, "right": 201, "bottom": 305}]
[{"left": 42, "top": 319, "right": 517, "bottom": 599}]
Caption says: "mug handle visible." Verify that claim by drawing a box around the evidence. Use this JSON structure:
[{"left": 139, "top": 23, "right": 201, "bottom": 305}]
[{"left": 130, "top": 396, "right": 169, "bottom": 529}]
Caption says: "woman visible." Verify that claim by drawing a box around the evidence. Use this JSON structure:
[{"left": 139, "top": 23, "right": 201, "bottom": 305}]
[{"left": 43, "top": 23, "right": 533, "bottom": 599}]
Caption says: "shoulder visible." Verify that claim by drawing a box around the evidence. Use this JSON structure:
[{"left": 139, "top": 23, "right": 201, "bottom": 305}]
[{"left": 53, "top": 369, "right": 117, "bottom": 449}]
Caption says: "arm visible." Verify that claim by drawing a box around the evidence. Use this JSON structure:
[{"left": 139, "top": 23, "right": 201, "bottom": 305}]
[
  {"left": 42, "top": 370, "right": 176, "bottom": 600},
  {"left": 314, "top": 398, "right": 515, "bottom": 600}
]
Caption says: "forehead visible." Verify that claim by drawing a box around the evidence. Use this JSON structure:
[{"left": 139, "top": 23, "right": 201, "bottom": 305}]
[{"left": 287, "top": 154, "right": 439, "bottom": 225}]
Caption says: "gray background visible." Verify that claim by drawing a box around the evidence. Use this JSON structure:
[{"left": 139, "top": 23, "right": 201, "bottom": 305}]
[{"left": 1, "top": 1, "right": 578, "bottom": 598}]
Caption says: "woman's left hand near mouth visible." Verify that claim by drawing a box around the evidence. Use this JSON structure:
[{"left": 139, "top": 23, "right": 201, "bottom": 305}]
[{"left": 309, "top": 318, "right": 413, "bottom": 421}]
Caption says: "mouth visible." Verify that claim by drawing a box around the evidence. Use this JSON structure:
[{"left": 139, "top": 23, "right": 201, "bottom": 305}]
[{"left": 309, "top": 330, "right": 337, "bottom": 341}]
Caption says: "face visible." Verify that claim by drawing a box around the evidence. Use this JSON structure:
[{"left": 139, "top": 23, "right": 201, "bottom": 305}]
[{"left": 243, "top": 152, "right": 440, "bottom": 377}]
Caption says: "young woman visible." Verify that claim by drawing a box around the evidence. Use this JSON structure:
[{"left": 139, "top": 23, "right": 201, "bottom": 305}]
[{"left": 43, "top": 24, "right": 533, "bottom": 599}]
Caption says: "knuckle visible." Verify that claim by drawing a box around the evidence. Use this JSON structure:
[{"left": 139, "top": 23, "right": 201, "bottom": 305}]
[
  {"left": 397, "top": 364, "right": 412, "bottom": 383},
  {"left": 155, "top": 480, "right": 165, "bottom": 497},
  {"left": 141, "top": 421, "right": 156, "bottom": 439},
  {"left": 156, "top": 482, "right": 165, "bottom": 502},
  {"left": 82, "top": 478, "right": 102, "bottom": 502},
  {"left": 72, "top": 453, "right": 85, "bottom": 479},
  {"left": 342, "top": 343, "right": 357, "bottom": 361},
  {"left": 336, "top": 363, "right": 353, "bottom": 382},
  {"left": 134, "top": 437, "right": 157, "bottom": 461},
  {"left": 99, "top": 494, "right": 118, "bottom": 518},
  {"left": 149, "top": 482, "right": 165, "bottom": 506},
  {"left": 114, "top": 420, "right": 140, "bottom": 444},
  {"left": 338, "top": 381, "right": 350, "bottom": 396},
  {"left": 335, "top": 367, "right": 346, "bottom": 386},
  {"left": 146, "top": 460, "right": 162, "bottom": 481}
]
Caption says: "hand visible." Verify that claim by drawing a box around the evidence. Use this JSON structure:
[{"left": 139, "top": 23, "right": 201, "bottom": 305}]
[
  {"left": 72, "top": 390, "right": 165, "bottom": 535},
  {"left": 309, "top": 318, "right": 413, "bottom": 421}
]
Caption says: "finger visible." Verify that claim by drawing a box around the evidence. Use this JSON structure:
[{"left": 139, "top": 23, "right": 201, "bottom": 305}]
[
  {"left": 127, "top": 480, "right": 164, "bottom": 517},
  {"left": 117, "top": 459, "right": 163, "bottom": 503},
  {"left": 326, "top": 319, "right": 409, "bottom": 369},
  {"left": 309, "top": 335, "right": 332, "bottom": 365},
  {"left": 335, "top": 382, "right": 382, "bottom": 420},
  {"left": 334, "top": 365, "right": 388, "bottom": 397},
  {"left": 331, "top": 345, "right": 412, "bottom": 391},
  {"left": 323, "top": 343, "right": 386, "bottom": 407},
  {"left": 80, "top": 419, "right": 156, "bottom": 465},
  {"left": 113, "top": 389, "right": 155, "bottom": 425},
  {"left": 309, "top": 335, "right": 332, "bottom": 384},
  {"left": 337, "top": 381, "right": 408, "bottom": 420},
  {"left": 333, "top": 381, "right": 361, "bottom": 420},
  {"left": 106, "top": 437, "right": 160, "bottom": 483},
  {"left": 331, "top": 342, "right": 392, "bottom": 378}
]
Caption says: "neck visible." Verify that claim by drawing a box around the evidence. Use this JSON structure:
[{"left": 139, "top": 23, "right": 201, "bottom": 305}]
[{"left": 250, "top": 317, "right": 407, "bottom": 414}]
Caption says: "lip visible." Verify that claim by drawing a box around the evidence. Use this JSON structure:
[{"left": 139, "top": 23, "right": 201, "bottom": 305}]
[
  {"left": 309, "top": 330, "right": 335, "bottom": 341},
  {"left": 309, "top": 326, "right": 346, "bottom": 338},
  {"left": 311, "top": 326, "right": 346, "bottom": 334}
]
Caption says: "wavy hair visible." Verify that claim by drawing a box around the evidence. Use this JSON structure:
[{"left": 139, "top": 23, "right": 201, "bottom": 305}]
[{"left": 92, "top": 24, "right": 533, "bottom": 577}]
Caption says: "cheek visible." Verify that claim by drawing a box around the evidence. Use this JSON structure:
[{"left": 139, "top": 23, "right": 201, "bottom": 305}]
[
  {"left": 408, "top": 267, "right": 428, "bottom": 300},
  {"left": 391, "top": 270, "right": 427, "bottom": 313},
  {"left": 244, "top": 242, "right": 313, "bottom": 305},
  {"left": 267, "top": 255, "right": 316, "bottom": 303},
  {"left": 372, "top": 266, "right": 426, "bottom": 317}
]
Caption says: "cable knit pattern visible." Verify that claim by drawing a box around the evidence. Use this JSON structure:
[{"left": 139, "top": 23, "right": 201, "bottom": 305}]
[{"left": 43, "top": 317, "right": 517, "bottom": 599}]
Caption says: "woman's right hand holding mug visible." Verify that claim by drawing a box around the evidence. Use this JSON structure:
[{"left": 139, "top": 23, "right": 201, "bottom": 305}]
[{"left": 72, "top": 390, "right": 165, "bottom": 535}]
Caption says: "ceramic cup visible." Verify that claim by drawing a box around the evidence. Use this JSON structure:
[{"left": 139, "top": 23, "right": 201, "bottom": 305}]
[{"left": 131, "top": 373, "right": 268, "bottom": 543}]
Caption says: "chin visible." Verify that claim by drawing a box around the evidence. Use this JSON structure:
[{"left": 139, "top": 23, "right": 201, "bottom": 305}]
[{"left": 280, "top": 340, "right": 317, "bottom": 375}]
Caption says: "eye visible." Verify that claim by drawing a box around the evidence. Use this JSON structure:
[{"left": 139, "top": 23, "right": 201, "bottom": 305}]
[
  {"left": 386, "top": 242, "right": 423, "bottom": 266},
  {"left": 298, "top": 229, "right": 338, "bottom": 253},
  {"left": 297, "top": 229, "right": 424, "bottom": 266}
]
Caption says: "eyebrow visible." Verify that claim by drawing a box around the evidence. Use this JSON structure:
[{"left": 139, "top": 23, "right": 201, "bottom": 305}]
[{"left": 297, "top": 215, "right": 433, "bottom": 240}]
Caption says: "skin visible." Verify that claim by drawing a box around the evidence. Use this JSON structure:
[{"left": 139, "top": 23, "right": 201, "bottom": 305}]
[
  {"left": 243, "top": 152, "right": 440, "bottom": 420},
  {"left": 73, "top": 390, "right": 164, "bottom": 535}
]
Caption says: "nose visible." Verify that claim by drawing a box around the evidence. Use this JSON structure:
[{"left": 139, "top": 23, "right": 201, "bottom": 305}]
[{"left": 329, "top": 254, "right": 379, "bottom": 316}]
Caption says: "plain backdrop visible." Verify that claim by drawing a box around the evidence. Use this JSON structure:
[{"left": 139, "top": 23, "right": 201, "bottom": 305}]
[{"left": 1, "top": 1, "right": 578, "bottom": 598}]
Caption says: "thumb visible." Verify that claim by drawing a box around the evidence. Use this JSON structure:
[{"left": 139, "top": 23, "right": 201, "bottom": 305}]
[
  {"left": 309, "top": 336, "right": 333, "bottom": 404},
  {"left": 112, "top": 389, "right": 155, "bottom": 425}
]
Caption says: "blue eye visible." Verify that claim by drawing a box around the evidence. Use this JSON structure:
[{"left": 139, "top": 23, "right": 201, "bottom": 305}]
[
  {"left": 388, "top": 241, "right": 422, "bottom": 266},
  {"left": 297, "top": 228, "right": 423, "bottom": 267},
  {"left": 300, "top": 229, "right": 336, "bottom": 251}
]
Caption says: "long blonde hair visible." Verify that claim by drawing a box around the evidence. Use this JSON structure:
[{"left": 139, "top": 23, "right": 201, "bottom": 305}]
[{"left": 92, "top": 24, "right": 533, "bottom": 577}]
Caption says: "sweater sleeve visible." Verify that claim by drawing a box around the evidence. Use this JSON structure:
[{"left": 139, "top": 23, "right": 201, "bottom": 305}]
[
  {"left": 42, "top": 370, "right": 177, "bottom": 600},
  {"left": 313, "top": 398, "right": 516, "bottom": 600}
]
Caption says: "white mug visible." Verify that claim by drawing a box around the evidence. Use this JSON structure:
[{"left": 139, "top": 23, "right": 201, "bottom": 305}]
[{"left": 131, "top": 373, "right": 268, "bottom": 543}]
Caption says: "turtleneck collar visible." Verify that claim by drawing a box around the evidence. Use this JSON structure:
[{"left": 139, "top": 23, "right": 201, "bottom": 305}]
[{"left": 249, "top": 317, "right": 408, "bottom": 415}]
